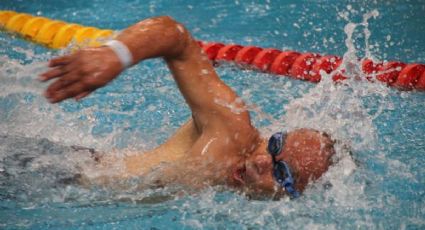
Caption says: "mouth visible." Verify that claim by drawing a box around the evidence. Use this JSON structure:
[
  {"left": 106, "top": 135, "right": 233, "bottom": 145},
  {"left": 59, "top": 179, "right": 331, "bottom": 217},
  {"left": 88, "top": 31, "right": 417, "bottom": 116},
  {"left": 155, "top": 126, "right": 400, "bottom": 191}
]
[{"left": 232, "top": 163, "right": 247, "bottom": 185}]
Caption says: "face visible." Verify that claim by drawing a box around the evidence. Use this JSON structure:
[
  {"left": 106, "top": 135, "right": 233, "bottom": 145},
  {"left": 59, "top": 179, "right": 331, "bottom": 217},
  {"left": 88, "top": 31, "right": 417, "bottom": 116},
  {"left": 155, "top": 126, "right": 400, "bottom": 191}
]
[
  {"left": 229, "top": 140, "right": 280, "bottom": 198},
  {"left": 230, "top": 129, "right": 335, "bottom": 198},
  {"left": 244, "top": 151, "right": 279, "bottom": 196}
]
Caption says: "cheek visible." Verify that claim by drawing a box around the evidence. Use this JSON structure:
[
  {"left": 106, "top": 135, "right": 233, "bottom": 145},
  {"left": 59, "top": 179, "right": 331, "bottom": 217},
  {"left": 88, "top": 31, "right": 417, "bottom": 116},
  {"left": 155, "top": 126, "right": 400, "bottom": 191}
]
[{"left": 249, "top": 173, "right": 276, "bottom": 193}]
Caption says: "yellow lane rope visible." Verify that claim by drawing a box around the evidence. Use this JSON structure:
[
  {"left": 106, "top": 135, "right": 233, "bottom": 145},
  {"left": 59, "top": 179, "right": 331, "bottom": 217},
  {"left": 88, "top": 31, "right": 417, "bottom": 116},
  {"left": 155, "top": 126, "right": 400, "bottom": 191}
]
[{"left": 0, "top": 10, "right": 114, "bottom": 48}]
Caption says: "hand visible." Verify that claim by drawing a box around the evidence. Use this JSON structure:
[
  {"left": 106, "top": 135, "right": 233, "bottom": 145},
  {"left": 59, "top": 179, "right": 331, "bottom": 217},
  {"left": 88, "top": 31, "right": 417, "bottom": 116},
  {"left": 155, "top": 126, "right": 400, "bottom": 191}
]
[{"left": 39, "top": 46, "right": 123, "bottom": 103}]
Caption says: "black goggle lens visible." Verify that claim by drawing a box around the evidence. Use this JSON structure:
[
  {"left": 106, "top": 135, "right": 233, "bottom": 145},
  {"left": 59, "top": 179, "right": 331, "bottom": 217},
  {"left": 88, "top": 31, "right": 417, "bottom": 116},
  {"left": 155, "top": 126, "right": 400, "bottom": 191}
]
[{"left": 267, "top": 132, "right": 284, "bottom": 156}]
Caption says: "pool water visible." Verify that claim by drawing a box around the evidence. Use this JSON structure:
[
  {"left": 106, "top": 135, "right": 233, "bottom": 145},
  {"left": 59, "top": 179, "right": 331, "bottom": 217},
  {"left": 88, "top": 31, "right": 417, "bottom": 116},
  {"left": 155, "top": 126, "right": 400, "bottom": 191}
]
[{"left": 1, "top": 0, "right": 424, "bottom": 229}]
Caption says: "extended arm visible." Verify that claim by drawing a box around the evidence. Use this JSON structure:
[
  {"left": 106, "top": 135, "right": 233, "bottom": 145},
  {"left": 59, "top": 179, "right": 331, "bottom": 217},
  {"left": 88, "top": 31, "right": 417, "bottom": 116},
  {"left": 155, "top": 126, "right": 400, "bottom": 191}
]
[{"left": 40, "top": 16, "right": 254, "bottom": 133}]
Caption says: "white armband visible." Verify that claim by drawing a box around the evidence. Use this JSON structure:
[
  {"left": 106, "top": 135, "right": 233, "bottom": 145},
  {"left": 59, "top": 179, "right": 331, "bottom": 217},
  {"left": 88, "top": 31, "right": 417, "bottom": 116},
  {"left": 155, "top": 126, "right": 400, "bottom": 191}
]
[{"left": 105, "top": 40, "right": 133, "bottom": 68}]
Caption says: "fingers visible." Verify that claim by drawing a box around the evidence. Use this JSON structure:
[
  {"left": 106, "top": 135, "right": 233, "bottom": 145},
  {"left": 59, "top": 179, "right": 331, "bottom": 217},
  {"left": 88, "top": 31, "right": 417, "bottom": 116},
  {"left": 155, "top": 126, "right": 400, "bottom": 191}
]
[
  {"left": 39, "top": 66, "right": 69, "bottom": 81},
  {"left": 41, "top": 48, "right": 120, "bottom": 103},
  {"left": 45, "top": 70, "right": 82, "bottom": 95},
  {"left": 49, "top": 54, "right": 74, "bottom": 67},
  {"left": 74, "top": 91, "right": 92, "bottom": 101},
  {"left": 40, "top": 57, "right": 79, "bottom": 81},
  {"left": 42, "top": 61, "right": 79, "bottom": 82},
  {"left": 46, "top": 81, "right": 90, "bottom": 103}
]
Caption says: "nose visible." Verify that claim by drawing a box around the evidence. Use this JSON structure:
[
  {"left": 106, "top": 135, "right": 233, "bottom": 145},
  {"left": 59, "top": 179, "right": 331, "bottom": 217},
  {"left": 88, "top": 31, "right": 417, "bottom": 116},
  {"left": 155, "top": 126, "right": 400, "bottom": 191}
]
[{"left": 253, "top": 154, "right": 272, "bottom": 175}]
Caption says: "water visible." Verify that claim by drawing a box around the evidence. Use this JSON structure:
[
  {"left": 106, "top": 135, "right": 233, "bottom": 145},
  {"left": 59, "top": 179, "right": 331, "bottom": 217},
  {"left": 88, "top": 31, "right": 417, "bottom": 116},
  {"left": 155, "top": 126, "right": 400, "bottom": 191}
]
[{"left": 1, "top": 0, "right": 424, "bottom": 229}]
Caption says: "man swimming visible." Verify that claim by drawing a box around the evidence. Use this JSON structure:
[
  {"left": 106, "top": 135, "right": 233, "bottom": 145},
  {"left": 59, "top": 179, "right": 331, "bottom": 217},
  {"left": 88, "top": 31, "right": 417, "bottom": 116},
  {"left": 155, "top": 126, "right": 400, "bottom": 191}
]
[{"left": 39, "top": 16, "right": 335, "bottom": 198}]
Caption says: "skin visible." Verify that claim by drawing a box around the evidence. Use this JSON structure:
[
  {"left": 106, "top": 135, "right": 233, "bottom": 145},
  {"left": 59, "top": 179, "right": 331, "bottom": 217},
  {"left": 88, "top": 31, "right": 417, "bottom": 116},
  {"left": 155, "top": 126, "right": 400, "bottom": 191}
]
[{"left": 40, "top": 16, "right": 335, "bottom": 198}]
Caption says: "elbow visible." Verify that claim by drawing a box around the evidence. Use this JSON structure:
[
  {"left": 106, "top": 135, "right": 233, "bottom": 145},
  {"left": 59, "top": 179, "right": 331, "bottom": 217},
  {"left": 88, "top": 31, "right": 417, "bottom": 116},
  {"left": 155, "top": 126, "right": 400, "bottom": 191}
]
[
  {"left": 156, "top": 16, "right": 189, "bottom": 38},
  {"left": 130, "top": 16, "right": 192, "bottom": 59},
  {"left": 133, "top": 15, "right": 190, "bottom": 39},
  {"left": 156, "top": 16, "right": 180, "bottom": 26},
  {"left": 154, "top": 16, "right": 192, "bottom": 57}
]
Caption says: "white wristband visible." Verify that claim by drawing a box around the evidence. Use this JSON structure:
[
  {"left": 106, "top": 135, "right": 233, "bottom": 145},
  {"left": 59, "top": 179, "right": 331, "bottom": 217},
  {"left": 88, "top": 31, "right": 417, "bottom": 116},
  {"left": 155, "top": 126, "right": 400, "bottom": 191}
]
[{"left": 105, "top": 40, "right": 133, "bottom": 68}]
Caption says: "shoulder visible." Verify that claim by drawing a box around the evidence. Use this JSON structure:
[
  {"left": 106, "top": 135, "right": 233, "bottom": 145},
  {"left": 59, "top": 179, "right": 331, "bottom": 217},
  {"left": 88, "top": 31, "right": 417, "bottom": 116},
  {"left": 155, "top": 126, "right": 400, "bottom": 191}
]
[{"left": 200, "top": 119, "right": 260, "bottom": 157}]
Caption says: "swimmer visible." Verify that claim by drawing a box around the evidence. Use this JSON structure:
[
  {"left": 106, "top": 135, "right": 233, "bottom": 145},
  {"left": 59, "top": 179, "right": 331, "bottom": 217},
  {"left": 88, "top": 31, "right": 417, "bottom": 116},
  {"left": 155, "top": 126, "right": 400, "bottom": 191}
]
[{"left": 39, "top": 16, "right": 335, "bottom": 198}]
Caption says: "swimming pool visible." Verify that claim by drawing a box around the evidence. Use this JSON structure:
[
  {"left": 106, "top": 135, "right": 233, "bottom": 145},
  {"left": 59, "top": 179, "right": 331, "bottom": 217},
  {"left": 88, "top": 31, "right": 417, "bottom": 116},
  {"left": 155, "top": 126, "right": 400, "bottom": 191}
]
[{"left": 1, "top": 0, "right": 424, "bottom": 229}]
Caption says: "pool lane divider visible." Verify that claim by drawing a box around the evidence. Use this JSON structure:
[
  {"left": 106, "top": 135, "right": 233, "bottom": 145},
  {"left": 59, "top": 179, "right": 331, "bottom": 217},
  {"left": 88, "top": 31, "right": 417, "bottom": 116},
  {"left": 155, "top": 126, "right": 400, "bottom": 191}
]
[
  {"left": 1, "top": 10, "right": 425, "bottom": 91},
  {"left": 0, "top": 11, "right": 113, "bottom": 48}
]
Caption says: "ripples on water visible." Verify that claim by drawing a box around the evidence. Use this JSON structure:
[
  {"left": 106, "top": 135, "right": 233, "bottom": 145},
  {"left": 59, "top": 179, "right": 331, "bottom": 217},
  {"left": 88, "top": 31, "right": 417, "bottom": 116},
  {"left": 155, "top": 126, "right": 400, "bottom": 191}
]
[{"left": 0, "top": 1, "right": 424, "bottom": 229}]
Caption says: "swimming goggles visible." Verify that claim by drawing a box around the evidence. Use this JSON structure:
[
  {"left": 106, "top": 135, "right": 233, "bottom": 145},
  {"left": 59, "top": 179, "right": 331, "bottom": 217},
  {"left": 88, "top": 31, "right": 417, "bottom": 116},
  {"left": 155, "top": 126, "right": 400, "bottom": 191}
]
[{"left": 267, "top": 132, "right": 300, "bottom": 199}]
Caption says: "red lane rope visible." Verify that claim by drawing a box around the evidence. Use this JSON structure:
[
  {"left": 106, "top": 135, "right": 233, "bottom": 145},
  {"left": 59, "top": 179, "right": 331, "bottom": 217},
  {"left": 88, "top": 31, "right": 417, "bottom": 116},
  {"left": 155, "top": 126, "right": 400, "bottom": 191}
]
[{"left": 198, "top": 41, "right": 425, "bottom": 91}]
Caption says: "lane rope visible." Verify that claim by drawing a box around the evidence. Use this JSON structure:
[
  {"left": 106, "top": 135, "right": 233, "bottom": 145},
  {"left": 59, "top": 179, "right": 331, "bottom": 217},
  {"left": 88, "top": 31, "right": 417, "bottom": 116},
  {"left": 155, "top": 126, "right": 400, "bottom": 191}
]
[{"left": 1, "top": 10, "right": 424, "bottom": 91}]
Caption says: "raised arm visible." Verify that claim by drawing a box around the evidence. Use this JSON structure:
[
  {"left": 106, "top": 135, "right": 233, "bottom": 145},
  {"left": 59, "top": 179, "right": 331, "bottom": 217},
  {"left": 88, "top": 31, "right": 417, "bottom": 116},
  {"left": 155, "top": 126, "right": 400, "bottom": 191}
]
[{"left": 40, "top": 16, "right": 254, "bottom": 133}]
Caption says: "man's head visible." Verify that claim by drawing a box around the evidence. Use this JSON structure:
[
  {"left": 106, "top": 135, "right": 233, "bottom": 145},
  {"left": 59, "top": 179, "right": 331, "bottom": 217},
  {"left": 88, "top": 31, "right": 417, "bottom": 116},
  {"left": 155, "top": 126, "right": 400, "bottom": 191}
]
[{"left": 233, "top": 128, "right": 335, "bottom": 198}]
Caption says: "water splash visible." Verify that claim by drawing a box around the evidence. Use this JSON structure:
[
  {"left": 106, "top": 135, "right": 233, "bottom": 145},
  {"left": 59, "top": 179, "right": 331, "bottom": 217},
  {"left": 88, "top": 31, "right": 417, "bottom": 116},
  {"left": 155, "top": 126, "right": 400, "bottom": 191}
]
[
  {"left": 215, "top": 9, "right": 395, "bottom": 216},
  {"left": 0, "top": 39, "right": 188, "bottom": 208},
  {"left": 279, "top": 9, "right": 389, "bottom": 151}
]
